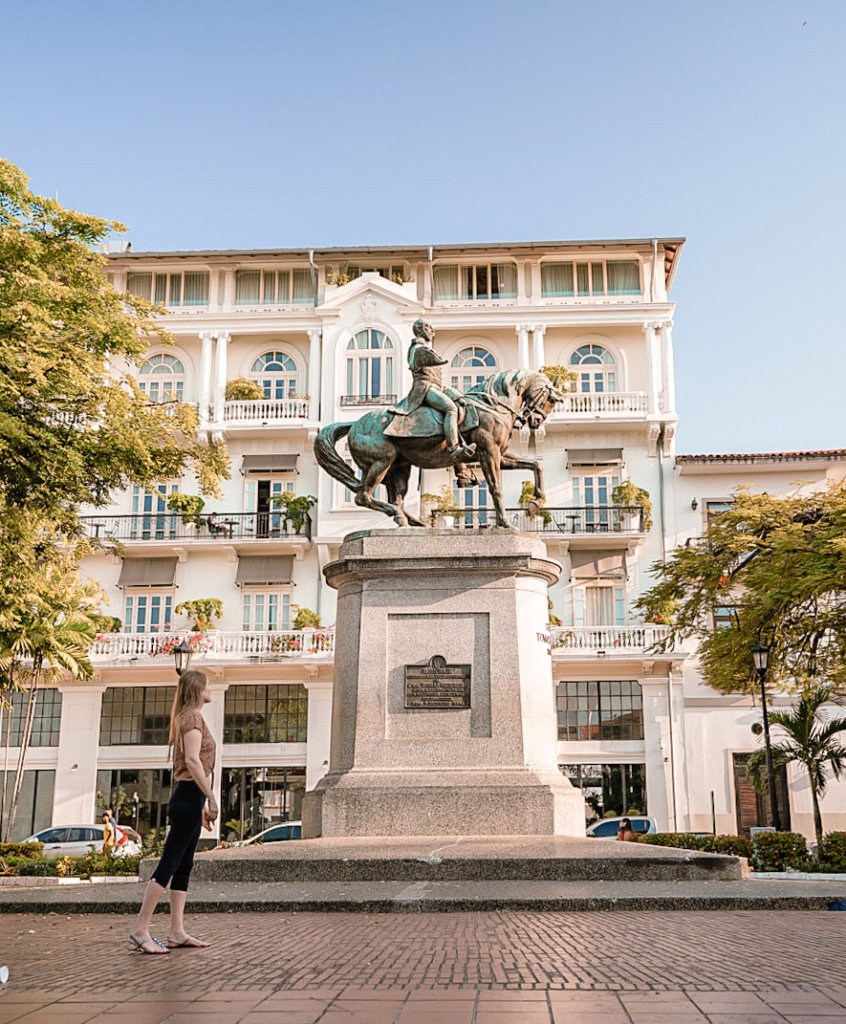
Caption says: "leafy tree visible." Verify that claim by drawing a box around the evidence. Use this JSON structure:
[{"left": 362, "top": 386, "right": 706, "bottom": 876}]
[
  {"left": 746, "top": 685, "right": 846, "bottom": 849},
  {"left": 0, "top": 158, "right": 228, "bottom": 521},
  {"left": 636, "top": 484, "right": 846, "bottom": 695}
]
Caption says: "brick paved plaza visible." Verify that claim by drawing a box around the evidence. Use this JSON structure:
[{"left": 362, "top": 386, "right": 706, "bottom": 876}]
[{"left": 1, "top": 910, "right": 846, "bottom": 1022}]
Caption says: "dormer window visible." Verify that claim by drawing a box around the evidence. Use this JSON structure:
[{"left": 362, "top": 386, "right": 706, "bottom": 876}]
[
  {"left": 541, "top": 260, "right": 640, "bottom": 298},
  {"left": 433, "top": 263, "right": 517, "bottom": 301},
  {"left": 126, "top": 271, "right": 209, "bottom": 306}
]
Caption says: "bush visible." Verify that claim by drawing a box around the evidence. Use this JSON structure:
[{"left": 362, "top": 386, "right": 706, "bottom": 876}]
[
  {"left": 225, "top": 377, "right": 264, "bottom": 401},
  {"left": 819, "top": 832, "right": 846, "bottom": 873},
  {"left": 0, "top": 842, "right": 43, "bottom": 859},
  {"left": 16, "top": 859, "right": 60, "bottom": 876},
  {"left": 751, "top": 831, "right": 809, "bottom": 871},
  {"left": 635, "top": 833, "right": 751, "bottom": 858}
]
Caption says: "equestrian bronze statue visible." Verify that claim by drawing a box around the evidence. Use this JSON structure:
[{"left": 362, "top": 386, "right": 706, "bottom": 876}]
[{"left": 314, "top": 320, "right": 565, "bottom": 528}]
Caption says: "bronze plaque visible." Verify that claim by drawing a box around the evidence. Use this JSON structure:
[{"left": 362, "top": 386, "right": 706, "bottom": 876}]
[{"left": 404, "top": 655, "right": 471, "bottom": 710}]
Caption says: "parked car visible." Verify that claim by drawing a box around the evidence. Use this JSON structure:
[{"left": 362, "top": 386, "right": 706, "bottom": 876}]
[
  {"left": 230, "top": 821, "right": 302, "bottom": 847},
  {"left": 586, "top": 816, "right": 657, "bottom": 839},
  {"left": 24, "top": 824, "right": 142, "bottom": 858}
]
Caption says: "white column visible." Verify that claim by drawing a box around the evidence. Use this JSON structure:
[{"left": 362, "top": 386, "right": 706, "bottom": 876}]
[
  {"left": 208, "top": 269, "right": 221, "bottom": 311},
  {"left": 53, "top": 686, "right": 104, "bottom": 826},
  {"left": 531, "top": 324, "right": 547, "bottom": 371},
  {"left": 213, "top": 331, "right": 230, "bottom": 423},
  {"left": 660, "top": 320, "right": 676, "bottom": 416},
  {"left": 199, "top": 331, "right": 214, "bottom": 425},
  {"left": 303, "top": 679, "right": 333, "bottom": 791},
  {"left": 307, "top": 329, "right": 322, "bottom": 421},
  {"left": 643, "top": 322, "right": 661, "bottom": 416},
  {"left": 516, "top": 325, "right": 530, "bottom": 369},
  {"left": 222, "top": 270, "right": 235, "bottom": 312},
  {"left": 203, "top": 681, "right": 229, "bottom": 841}
]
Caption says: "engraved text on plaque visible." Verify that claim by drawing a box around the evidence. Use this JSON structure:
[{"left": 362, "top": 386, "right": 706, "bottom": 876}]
[{"left": 404, "top": 655, "right": 471, "bottom": 710}]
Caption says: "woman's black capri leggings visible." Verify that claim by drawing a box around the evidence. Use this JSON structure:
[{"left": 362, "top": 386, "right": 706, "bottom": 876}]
[{"left": 151, "top": 780, "right": 204, "bottom": 892}]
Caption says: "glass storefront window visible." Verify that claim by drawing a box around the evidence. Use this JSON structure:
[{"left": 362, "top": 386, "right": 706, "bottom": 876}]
[
  {"left": 0, "top": 770, "right": 55, "bottom": 841},
  {"left": 96, "top": 768, "right": 173, "bottom": 837},
  {"left": 223, "top": 684, "right": 308, "bottom": 744},
  {"left": 561, "top": 762, "right": 647, "bottom": 823},
  {"left": 221, "top": 766, "right": 306, "bottom": 842}
]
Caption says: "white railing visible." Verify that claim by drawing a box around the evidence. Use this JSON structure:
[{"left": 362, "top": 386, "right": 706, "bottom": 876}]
[
  {"left": 223, "top": 398, "right": 309, "bottom": 423},
  {"left": 553, "top": 392, "right": 648, "bottom": 416},
  {"left": 550, "top": 625, "right": 672, "bottom": 653},
  {"left": 89, "top": 629, "right": 335, "bottom": 662}
]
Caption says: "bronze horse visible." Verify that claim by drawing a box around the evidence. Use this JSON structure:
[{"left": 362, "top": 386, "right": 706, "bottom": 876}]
[{"left": 314, "top": 370, "right": 565, "bottom": 528}]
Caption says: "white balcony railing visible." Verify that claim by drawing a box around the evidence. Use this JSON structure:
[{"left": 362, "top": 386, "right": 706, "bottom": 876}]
[
  {"left": 89, "top": 629, "right": 335, "bottom": 663},
  {"left": 550, "top": 625, "right": 672, "bottom": 653},
  {"left": 552, "top": 392, "right": 648, "bottom": 417},
  {"left": 223, "top": 398, "right": 309, "bottom": 423}
]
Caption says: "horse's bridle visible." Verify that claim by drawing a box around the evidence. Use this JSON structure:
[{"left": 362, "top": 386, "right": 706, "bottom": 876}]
[{"left": 514, "top": 384, "right": 553, "bottom": 429}]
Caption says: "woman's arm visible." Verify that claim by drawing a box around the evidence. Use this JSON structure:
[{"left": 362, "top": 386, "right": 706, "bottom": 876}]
[{"left": 182, "top": 728, "right": 218, "bottom": 824}]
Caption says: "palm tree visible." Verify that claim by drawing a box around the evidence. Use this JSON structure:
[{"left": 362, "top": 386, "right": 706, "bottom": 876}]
[{"left": 747, "top": 685, "right": 846, "bottom": 849}]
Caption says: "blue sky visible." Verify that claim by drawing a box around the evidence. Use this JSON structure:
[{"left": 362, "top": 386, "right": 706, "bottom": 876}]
[{"left": 3, "top": 0, "right": 843, "bottom": 455}]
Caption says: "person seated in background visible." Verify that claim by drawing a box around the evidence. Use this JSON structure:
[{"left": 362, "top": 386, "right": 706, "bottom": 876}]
[
  {"left": 616, "top": 817, "right": 636, "bottom": 842},
  {"left": 206, "top": 512, "right": 224, "bottom": 536}
]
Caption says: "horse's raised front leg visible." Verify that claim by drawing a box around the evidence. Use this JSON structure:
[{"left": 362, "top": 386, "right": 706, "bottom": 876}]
[{"left": 499, "top": 452, "right": 545, "bottom": 503}]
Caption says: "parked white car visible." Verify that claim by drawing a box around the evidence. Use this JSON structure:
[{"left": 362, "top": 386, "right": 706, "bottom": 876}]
[
  {"left": 230, "top": 821, "right": 302, "bottom": 847},
  {"left": 586, "top": 816, "right": 657, "bottom": 839},
  {"left": 25, "top": 824, "right": 142, "bottom": 858}
]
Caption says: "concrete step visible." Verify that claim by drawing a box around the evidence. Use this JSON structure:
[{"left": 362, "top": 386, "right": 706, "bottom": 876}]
[
  {"left": 158, "top": 835, "right": 744, "bottom": 884},
  {"left": 3, "top": 878, "right": 846, "bottom": 914}
]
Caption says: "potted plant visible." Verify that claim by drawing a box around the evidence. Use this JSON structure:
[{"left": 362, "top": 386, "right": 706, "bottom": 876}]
[
  {"left": 421, "top": 486, "right": 461, "bottom": 528},
  {"left": 165, "top": 493, "right": 206, "bottom": 529},
  {"left": 611, "top": 481, "right": 653, "bottom": 532},
  {"left": 174, "top": 598, "right": 223, "bottom": 632},
  {"left": 519, "top": 480, "right": 552, "bottom": 527},
  {"left": 225, "top": 377, "right": 264, "bottom": 401},
  {"left": 540, "top": 365, "right": 576, "bottom": 390},
  {"left": 292, "top": 606, "right": 321, "bottom": 630},
  {"left": 269, "top": 493, "right": 316, "bottom": 534}
]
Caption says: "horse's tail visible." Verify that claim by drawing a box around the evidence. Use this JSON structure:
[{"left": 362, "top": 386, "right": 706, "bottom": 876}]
[{"left": 313, "top": 422, "right": 360, "bottom": 493}]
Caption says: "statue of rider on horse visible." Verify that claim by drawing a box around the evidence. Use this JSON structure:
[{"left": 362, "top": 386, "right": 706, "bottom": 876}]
[{"left": 314, "top": 320, "right": 565, "bottom": 529}]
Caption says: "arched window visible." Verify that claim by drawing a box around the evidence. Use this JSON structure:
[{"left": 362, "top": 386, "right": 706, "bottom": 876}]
[
  {"left": 250, "top": 352, "right": 299, "bottom": 399},
  {"left": 449, "top": 346, "right": 498, "bottom": 392},
  {"left": 344, "top": 329, "right": 394, "bottom": 404},
  {"left": 139, "top": 354, "right": 185, "bottom": 403},
  {"left": 569, "top": 345, "right": 617, "bottom": 393}
]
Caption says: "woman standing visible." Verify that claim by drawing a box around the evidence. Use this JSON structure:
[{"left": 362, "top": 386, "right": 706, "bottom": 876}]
[{"left": 129, "top": 670, "right": 218, "bottom": 954}]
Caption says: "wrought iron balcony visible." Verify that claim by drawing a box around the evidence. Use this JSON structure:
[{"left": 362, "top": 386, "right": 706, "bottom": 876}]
[
  {"left": 79, "top": 511, "right": 311, "bottom": 543},
  {"left": 448, "top": 506, "right": 645, "bottom": 534},
  {"left": 89, "top": 628, "right": 335, "bottom": 663}
]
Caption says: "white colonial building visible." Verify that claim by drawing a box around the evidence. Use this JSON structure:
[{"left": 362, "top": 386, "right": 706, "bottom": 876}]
[{"left": 3, "top": 238, "right": 844, "bottom": 844}]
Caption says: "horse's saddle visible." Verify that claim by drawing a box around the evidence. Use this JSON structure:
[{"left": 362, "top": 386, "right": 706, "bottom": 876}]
[{"left": 384, "top": 393, "right": 480, "bottom": 440}]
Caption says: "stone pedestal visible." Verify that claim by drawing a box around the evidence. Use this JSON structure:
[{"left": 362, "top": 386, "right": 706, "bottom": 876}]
[{"left": 302, "top": 529, "right": 585, "bottom": 838}]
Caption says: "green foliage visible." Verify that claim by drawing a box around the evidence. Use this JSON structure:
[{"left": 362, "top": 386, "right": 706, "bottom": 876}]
[
  {"left": 422, "top": 486, "right": 461, "bottom": 521},
  {"left": 174, "top": 598, "right": 223, "bottom": 631},
  {"left": 519, "top": 480, "right": 552, "bottom": 525},
  {"left": 746, "top": 685, "right": 846, "bottom": 848},
  {"left": 292, "top": 606, "right": 321, "bottom": 630},
  {"left": 819, "top": 832, "right": 846, "bottom": 873},
  {"left": 225, "top": 377, "right": 264, "bottom": 401},
  {"left": 636, "top": 483, "right": 846, "bottom": 696},
  {"left": 141, "top": 827, "right": 166, "bottom": 858},
  {"left": 635, "top": 833, "right": 753, "bottom": 858},
  {"left": 0, "top": 841, "right": 42, "bottom": 859},
  {"left": 612, "top": 481, "right": 653, "bottom": 532},
  {"left": 166, "top": 493, "right": 205, "bottom": 526},
  {"left": 269, "top": 492, "right": 316, "bottom": 533},
  {"left": 751, "top": 831, "right": 808, "bottom": 871},
  {"left": 95, "top": 615, "right": 123, "bottom": 634},
  {"left": 540, "top": 365, "right": 575, "bottom": 389}
]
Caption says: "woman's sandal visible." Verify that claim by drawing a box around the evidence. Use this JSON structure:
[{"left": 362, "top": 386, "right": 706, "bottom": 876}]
[
  {"left": 165, "top": 934, "right": 209, "bottom": 949},
  {"left": 129, "top": 934, "right": 170, "bottom": 954}
]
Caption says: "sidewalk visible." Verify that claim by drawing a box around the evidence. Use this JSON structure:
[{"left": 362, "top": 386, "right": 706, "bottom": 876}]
[{"left": 2, "top": 909, "right": 846, "bottom": 1021}]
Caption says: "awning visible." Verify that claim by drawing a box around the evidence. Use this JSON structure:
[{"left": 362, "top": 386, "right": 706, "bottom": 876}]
[
  {"left": 235, "top": 555, "right": 295, "bottom": 586},
  {"left": 241, "top": 454, "right": 299, "bottom": 474},
  {"left": 566, "top": 448, "right": 623, "bottom": 467},
  {"left": 117, "top": 557, "right": 178, "bottom": 587},
  {"left": 570, "top": 550, "right": 628, "bottom": 580}
]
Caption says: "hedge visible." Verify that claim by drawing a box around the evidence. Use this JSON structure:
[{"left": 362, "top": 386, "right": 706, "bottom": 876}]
[
  {"left": 1, "top": 852, "right": 141, "bottom": 877},
  {"left": 751, "top": 831, "right": 808, "bottom": 872},
  {"left": 635, "top": 833, "right": 752, "bottom": 858},
  {"left": 0, "top": 842, "right": 43, "bottom": 860},
  {"left": 819, "top": 832, "right": 846, "bottom": 873}
]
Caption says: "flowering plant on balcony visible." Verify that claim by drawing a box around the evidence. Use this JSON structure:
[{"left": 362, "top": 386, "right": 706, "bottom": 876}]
[
  {"left": 269, "top": 634, "right": 302, "bottom": 654},
  {"left": 306, "top": 631, "right": 333, "bottom": 654},
  {"left": 149, "top": 633, "right": 207, "bottom": 657}
]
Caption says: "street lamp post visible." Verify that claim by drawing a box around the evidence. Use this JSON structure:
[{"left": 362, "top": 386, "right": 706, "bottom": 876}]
[
  {"left": 751, "top": 641, "right": 782, "bottom": 831},
  {"left": 173, "top": 638, "right": 194, "bottom": 677}
]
